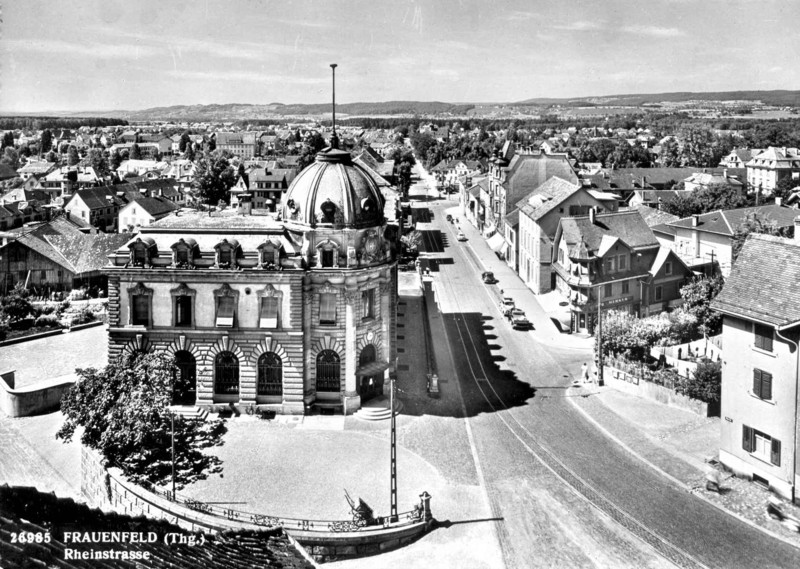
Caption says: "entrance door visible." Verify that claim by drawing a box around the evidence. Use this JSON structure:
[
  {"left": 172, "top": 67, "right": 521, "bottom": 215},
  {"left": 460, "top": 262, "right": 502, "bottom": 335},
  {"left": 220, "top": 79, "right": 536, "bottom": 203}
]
[
  {"left": 358, "top": 345, "right": 383, "bottom": 403},
  {"left": 173, "top": 350, "right": 197, "bottom": 405}
]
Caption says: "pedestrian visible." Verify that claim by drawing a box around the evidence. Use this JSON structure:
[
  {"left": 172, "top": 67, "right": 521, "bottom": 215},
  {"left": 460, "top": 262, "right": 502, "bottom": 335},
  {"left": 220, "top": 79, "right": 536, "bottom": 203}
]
[{"left": 581, "top": 362, "right": 589, "bottom": 383}]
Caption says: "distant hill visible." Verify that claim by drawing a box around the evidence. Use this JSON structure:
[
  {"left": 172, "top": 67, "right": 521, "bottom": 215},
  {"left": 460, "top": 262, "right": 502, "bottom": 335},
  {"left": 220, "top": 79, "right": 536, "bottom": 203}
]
[
  {"left": 111, "top": 101, "right": 475, "bottom": 121},
  {"left": 514, "top": 90, "right": 800, "bottom": 107}
]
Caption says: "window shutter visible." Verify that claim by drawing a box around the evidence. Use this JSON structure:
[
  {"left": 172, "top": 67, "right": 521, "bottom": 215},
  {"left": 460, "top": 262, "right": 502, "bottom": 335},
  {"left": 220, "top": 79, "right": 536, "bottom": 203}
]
[
  {"left": 762, "top": 372, "right": 772, "bottom": 400},
  {"left": 752, "top": 369, "right": 761, "bottom": 398},
  {"left": 771, "top": 438, "right": 781, "bottom": 466},
  {"left": 742, "top": 425, "right": 754, "bottom": 452}
]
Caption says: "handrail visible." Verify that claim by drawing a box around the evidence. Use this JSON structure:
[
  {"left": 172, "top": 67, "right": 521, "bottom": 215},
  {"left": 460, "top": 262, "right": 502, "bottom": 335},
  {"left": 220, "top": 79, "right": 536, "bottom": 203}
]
[{"left": 147, "top": 485, "right": 425, "bottom": 533}]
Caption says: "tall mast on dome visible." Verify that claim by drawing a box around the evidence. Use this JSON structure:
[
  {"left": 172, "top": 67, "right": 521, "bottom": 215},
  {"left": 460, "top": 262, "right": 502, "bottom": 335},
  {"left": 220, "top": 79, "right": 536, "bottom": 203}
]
[{"left": 330, "top": 63, "right": 339, "bottom": 149}]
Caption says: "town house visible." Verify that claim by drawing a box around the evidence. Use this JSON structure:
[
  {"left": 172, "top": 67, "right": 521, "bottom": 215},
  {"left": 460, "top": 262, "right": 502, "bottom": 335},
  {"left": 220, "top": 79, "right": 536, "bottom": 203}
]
[
  {"left": 711, "top": 224, "right": 800, "bottom": 504},
  {"left": 746, "top": 147, "right": 800, "bottom": 192}
]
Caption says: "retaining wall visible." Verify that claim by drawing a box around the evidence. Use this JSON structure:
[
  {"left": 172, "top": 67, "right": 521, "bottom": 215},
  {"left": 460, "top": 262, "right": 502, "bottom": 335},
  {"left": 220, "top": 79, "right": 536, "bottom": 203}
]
[
  {"left": 0, "top": 370, "right": 76, "bottom": 417},
  {"left": 604, "top": 365, "right": 711, "bottom": 417},
  {"left": 81, "top": 446, "right": 433, "bottom": 563}
]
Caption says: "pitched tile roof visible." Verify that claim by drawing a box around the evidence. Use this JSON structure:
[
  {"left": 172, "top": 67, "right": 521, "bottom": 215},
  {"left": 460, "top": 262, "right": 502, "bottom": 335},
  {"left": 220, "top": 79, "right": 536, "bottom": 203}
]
[
  {"left": 559, "top": 210, "right": 659, "bottom": 253},
  {"left": 667, "top": 205, "right": 799, "bottom": 237},
  {"left": 516, "top": 176, "right": 582, "bottom": 222},
  {"left": 711, "top": 234, "right": 800, "bottom": 327},
  {"left": 634, "top": 205, "right": 679, "bottom": 228},
  {"left": 124, "top": 196, "right": 179, "bottom": 218}
]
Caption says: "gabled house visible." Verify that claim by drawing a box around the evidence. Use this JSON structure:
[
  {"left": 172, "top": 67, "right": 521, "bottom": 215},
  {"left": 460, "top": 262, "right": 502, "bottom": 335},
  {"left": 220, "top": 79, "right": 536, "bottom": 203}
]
[
  {"left": 683, "top": 170, "right": 745, "bottom": 194},
  {"left": 515, "top": 177, "right": 618, "bottom": 293},
  {"left": 711, "top": 226, "right": 800, "bottom": 503},
  {"left": 64, "top": 187, "right": 127, "bottom": 232},
  {"left": 719, "top": 148, "right": 760, "bottom": 169},
  {"left": 551, "top": 210, "right": 688, "bottom": 333},
  {"left": 118, "top": 196, "right": 179, "bottom": 233},
  {"left": 230, "top": 167, "right": 296, "bottom": 212},
  {"left": 666, "top": 205, "right": 798, "bottom": 277}
]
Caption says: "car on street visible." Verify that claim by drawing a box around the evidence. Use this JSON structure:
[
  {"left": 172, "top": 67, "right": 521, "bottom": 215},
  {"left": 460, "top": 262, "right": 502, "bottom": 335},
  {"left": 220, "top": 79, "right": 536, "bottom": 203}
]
[
  {"left": 481, "top": 271, "right": 496, "bottom": 284},
  {"left": 499, "top": 296, "right": 515, "bottom": 317},
  {"left": 446, "top": 213, "right": 453, "bottom": 222},
  {"left": 457, "top": 231, "right": 467, "bottom": 241},
  {"left": 510, "top": 309, "right": 532, "bottom": 330}
]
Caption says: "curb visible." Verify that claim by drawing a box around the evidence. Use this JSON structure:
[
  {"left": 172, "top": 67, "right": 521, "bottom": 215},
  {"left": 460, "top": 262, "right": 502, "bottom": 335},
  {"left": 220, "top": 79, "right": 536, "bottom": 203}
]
[{"left": 565, "top": 385, "right": 800, "bottom": 550}]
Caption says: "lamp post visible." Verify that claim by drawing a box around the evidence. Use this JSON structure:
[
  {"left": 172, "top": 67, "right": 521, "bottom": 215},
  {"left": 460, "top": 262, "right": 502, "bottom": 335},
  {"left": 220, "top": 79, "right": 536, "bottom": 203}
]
[{"left": 389, "top": 371, "right": 398, "bottom": 522}]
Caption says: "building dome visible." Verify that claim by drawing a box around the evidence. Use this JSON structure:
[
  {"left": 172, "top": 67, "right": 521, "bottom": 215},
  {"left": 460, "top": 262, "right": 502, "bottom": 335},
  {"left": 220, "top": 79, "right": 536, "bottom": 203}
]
[{"left": 282, "top": 148, "right": 385, "bottom": 229}]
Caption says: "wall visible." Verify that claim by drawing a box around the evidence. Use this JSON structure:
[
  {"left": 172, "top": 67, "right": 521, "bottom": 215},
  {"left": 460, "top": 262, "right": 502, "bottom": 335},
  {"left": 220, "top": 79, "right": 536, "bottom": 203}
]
[
  {"left": 0, "top": 371, "right": 76, "bottom": 417},
  {"left": 604, "top": 364, "right": 710, "bottom": 417},
  {"left": 81, "top": 446, "right": 433, "bottom": 563},
  {"left": 719, "top": 315, "right": 798, "bottom": 500}
]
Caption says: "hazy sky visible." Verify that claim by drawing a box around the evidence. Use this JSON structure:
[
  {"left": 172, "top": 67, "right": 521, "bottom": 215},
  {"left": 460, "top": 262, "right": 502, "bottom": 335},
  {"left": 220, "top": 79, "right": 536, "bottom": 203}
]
[{"left": 2, "top": 0, "right": 799, "bottom": 113}]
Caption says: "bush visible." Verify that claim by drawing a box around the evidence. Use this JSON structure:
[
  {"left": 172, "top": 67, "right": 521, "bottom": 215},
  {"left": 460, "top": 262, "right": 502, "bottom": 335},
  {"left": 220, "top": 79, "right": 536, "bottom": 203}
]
[
  {"left": 38, "top": 304, "right": 58, "bottom": 315},
  {"left": 9, "top": 317, "right": 34, "bottom": 331},
  {"left": 34, "top": 314, "right": 61, "bottom": 328},
  {"left": 676, "top": 360, "right": 721, "bottom": 403}
]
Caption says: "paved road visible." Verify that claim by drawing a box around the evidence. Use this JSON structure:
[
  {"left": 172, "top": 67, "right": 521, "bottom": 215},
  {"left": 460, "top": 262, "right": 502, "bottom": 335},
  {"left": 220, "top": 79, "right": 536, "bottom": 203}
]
[{"left": 414, "top": 196, "right": 800, "bottom": 569}]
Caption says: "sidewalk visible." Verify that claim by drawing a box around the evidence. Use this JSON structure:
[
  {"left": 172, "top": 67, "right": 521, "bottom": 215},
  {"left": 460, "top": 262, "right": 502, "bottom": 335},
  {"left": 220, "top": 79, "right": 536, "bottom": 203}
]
[
  {"left": 567, "top": 382, "right": 800, "bottom": 547},
  {"left": 441, "top": 204, "right": 592, "bottom": 352}
]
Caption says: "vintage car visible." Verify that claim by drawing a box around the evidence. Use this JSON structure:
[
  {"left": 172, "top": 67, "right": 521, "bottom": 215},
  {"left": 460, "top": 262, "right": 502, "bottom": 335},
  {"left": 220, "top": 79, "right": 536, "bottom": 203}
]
[
  {"left": 457, "top": 231, "right": 467, "bottom": 241},
  {"left": 499, "top": 296, "right": 515, "bottom": 317},
  {"left": 510, "top": 309, "right": 532, "bottom": 330},
  {"left": 481, "top": 271, "right": 496, "bottom": 284}
]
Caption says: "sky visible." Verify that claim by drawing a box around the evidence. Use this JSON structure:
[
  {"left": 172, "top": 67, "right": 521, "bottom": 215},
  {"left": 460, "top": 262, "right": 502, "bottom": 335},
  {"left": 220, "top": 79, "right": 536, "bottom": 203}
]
[{"left": 2, "top": 0, "right": 799, "bottom": 113}]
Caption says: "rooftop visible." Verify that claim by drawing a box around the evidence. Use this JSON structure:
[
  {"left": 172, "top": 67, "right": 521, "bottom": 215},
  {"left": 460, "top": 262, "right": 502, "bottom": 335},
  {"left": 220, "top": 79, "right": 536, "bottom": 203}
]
[{"left": 146, "top": 208, "right": 283, "bottom": 232}]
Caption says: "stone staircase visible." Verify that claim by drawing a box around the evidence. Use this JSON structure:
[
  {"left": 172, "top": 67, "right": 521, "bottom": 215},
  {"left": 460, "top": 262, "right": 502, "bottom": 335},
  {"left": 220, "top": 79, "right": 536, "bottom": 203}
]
[
  {"left": 353, "top": 396, "right": 403, "bottom": 421},
  {"left": 171, "top": 405, "right": 209, "bottom": 421}
]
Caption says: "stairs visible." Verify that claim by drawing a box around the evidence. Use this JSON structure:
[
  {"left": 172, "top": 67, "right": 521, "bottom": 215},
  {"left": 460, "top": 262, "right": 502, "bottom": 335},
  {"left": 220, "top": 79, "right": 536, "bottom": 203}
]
[
  {"left": 171, "top": 406, "right": 209, "bottom": 421},
  {"left": 353, "top": 396, "right": 403, "bottom": 422}
]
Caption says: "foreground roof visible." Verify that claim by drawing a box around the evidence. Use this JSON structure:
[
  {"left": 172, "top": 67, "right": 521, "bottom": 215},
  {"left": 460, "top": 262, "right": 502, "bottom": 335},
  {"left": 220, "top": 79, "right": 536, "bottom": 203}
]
[
  {"left": 711, "top": 234, "right": 800, "bottom": 328},
  {"left": 559, "top": 210, "right": 659, "bottom": 252}
]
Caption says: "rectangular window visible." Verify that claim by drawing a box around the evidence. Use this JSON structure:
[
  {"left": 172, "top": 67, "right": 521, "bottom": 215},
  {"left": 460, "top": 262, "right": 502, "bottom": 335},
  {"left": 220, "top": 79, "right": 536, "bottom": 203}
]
[
  {"left": 754, "top": 324, "right": 773, "bottom": 352},
  {"left": 655, "top": 285, "right": 663, "bottom": 301},
  {"left": 752, "top": 369, "right": 772, "bottom": 400},
  {"left": 216, "top": 296, "right": 235, "bottom": 327},
  {"left": 605, "top": 257, "right": 614, "bottom": 273},
  {"left": 219, "top": 249, "right": 232, "bottom": 265},
  {"left": 743, "top": 425, "right": 781, "bottom": 466},
  {"left": 260, "top": 296, "right": 279, "bottom": 328},
  {"left": 40, "top": 270, "right": 46, "bottom": 280},
  {"left": 174, "top": 296, "right": 192, "bottom": 327},
  {"left": 132, "top": 295, "right": 149, "bottom": 326},
  {"left": 321, "top": 249, "right": 334, "bottom": 268},
  {"left": 320, "top": 293, "right": 336, "bottom": 324},
  {"left": 618, "top": 255, "right": 627, "bottom": 271},
  {"left": 622, "top": 281, "right": 629, "bottom": 294},
  {"left": 604, "top": 283, "right": 613, "bottom": 297},
  {"left": 665, "top": 261, "right": 673, "bottom": 276},
  {"left": 362, "top": 289, "right": 375, "bottom": 320}
]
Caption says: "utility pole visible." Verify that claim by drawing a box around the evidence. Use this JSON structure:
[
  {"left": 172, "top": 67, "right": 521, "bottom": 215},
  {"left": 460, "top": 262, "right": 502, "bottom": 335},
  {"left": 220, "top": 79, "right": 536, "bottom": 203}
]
[{"left": 389, "top": 372, "right": 398, "bottom": 522}]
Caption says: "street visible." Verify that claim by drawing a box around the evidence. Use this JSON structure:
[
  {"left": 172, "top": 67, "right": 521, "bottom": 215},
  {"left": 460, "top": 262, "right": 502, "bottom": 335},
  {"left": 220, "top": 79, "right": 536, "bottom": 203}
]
[{"left": 406, "top": 168, "right": 800, "bottom": 569}]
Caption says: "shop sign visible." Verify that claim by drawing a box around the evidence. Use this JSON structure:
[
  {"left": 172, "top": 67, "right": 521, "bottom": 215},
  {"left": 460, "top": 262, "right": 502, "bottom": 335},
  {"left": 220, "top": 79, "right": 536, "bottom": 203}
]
[{"left": 601, "top": 295, "right": 633, "bottom": 309}]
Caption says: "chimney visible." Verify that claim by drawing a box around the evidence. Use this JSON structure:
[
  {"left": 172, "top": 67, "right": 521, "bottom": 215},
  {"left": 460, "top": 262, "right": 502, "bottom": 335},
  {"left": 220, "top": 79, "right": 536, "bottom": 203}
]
[
  {"left": 692, "top": 214, "right": 699, "bottom": 227},
  {"left": 589, "top": 207, "right": 596, "bottom": 225}
]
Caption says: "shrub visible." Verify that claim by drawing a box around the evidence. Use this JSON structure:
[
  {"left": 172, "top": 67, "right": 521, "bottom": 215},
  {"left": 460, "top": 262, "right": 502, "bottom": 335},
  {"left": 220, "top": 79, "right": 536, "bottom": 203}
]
[
  {"left": 34, "top": 314, "right": 60, "bottom": 328},
  {"left": 675, "top": 360, "right": 721, "bottom": 403}
]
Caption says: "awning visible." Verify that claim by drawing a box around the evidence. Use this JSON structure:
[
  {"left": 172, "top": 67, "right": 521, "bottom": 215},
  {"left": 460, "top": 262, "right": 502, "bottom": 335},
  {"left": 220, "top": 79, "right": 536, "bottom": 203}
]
[
  {"left": 486, "top": 232, "right": 506, "bottom": 253},
  {"left": 355, "top": 360, "right": 391, "bottom": 377}
]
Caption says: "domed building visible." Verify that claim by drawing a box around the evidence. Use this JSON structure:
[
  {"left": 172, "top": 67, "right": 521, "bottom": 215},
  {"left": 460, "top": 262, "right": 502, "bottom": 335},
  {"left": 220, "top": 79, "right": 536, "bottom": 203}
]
[{"left": 103, "top": 145, "right": 398, "bottom": 415}]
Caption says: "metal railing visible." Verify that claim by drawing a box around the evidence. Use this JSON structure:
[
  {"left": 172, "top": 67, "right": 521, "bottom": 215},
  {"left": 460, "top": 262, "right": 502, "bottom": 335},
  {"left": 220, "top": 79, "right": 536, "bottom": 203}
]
[{"left": 148, "top": 487, "right": 425, "bottom": 533}]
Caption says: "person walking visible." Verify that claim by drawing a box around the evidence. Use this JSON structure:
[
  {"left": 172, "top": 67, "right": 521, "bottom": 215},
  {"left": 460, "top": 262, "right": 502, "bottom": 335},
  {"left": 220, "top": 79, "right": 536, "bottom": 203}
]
[{"left": 581, "top": 362, "right": 589, "bottom": 383}]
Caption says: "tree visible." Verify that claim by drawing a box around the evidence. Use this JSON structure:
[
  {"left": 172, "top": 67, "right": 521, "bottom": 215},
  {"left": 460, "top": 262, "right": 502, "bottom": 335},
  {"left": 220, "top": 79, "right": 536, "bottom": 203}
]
[
  {"left": 67, "top": 145, "right": 80, "bottom": 166},
  {"left": 694, "top": 182, "right": 748, "bottom": 213},
  {"left": 86, "top": 148, "right": 110, "bottom": 178},
  {"left": 179, "top": 132, "right": 191, "bottom": 153},
  {"left": 2, "top": 147, "right": 20, "bottom": 170},
  {"left": 679, "top": 275, "right": 724, "bottom": 336},
  {"left": 109, "top": 149, "right": 122, "bottom": 172},
  {"left": 130, "top": 143, "right": 142, "bottom": 160},
  {"left": 40, "top": 129, "right": 53, "bottom": 154},
  {"left": 1, "top": 131, "right": 14, "bottom": 149},
  {"left": 676, "top": 360, "right": 721, "bottom": 403},
  {"left": 57, "top": 352, "right": 226, "bottom": 488},
  {"left": 195, "top": 152, "right": 236, "bottom": 205},
  {"left": 46, "top": 150, "right": 58, "bottom": 163},
  {"left": 660, "top": 193, "right": 702, "bottom": 218},
  {"left": 731, "top": 213, "right": 792, "bottom": 264},
  {"left": 774, "top": 175, "right": 800, "bottom": 201}
]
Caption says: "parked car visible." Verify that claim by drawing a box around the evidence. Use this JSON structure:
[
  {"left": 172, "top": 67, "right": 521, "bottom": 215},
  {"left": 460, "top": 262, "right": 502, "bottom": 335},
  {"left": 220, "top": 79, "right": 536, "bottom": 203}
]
[
  {"left": 499, "top": 296, "right": 515, "bottom": 317},
  {"left": 510, "top": 309, "right": 532, "bottom": 330},
  {"left": 446, "top": 213, "right": 453, "bottom": 222},
  {"left": 457, "top": 231, "right": 467, "bottom": 241},
  {"left": 481, "top": 271, "right": 496, "bottom": 284}
]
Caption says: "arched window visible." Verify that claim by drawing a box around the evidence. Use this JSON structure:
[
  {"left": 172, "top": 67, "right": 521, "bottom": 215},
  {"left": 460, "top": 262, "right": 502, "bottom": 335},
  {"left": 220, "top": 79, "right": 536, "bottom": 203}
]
[
  {"left": 316, "top": 350, "right": 340, "bottom": 392},
  {"left": 214, "top": 351, "right": 239, "bottom": 395},
  {"left": 173, "top": 351, "right": 196, "bottom": 405},
  {"left": 257, "top": 352, "right": 282, "bottom": 396}
]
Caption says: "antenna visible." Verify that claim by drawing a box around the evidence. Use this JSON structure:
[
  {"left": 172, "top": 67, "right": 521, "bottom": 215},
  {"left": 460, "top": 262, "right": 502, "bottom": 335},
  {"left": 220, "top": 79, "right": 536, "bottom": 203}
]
[{"left": 330, "top": 63, "right": 338, "bottom": 149}]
